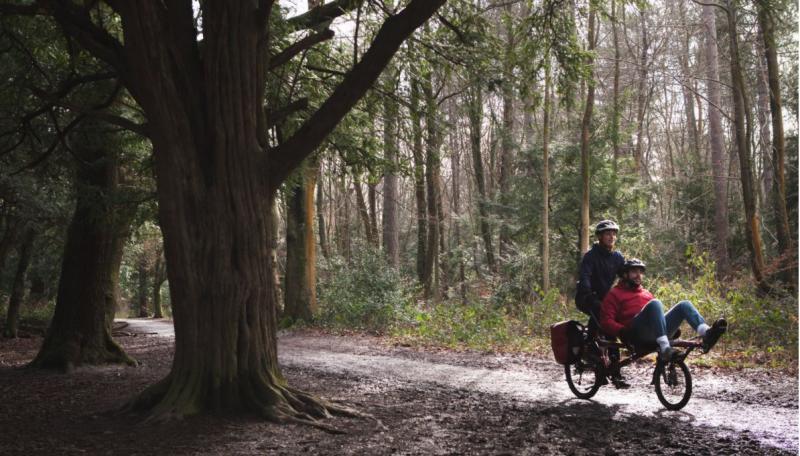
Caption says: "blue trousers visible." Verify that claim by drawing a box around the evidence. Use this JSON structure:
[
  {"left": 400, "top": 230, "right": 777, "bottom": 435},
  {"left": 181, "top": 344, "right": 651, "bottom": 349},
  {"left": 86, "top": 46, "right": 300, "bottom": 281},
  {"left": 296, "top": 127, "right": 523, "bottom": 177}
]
[{"left": 627, "top": 300, "right": 705, "bottom": 345}]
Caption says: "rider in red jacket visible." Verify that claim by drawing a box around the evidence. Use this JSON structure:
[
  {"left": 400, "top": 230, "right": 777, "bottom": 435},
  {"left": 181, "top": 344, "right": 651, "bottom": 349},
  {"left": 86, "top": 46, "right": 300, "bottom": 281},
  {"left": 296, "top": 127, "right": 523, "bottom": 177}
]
[{"left": 600, "top": 259, "right": 727, "bottom": 360}]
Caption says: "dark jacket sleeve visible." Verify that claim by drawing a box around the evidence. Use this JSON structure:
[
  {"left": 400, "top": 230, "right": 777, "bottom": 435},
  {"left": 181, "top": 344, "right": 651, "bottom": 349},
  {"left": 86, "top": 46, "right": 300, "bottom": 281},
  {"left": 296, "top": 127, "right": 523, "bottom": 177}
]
[
  {"left": 575, "top": 254, "right": 601, "bottom": 311},
  {"left": 600, "top": 289, "right": 624, "bottom": 336}
]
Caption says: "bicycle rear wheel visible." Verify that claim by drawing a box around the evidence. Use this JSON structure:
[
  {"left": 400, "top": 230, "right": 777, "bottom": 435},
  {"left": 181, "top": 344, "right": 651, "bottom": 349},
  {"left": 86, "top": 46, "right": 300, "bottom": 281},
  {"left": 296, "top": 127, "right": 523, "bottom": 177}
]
[
  {"left": 654, "top": 360, "right": 692, "bottom": 410},
  {"left": 565, "top": 361, "right": 601, "bottom": 399}
]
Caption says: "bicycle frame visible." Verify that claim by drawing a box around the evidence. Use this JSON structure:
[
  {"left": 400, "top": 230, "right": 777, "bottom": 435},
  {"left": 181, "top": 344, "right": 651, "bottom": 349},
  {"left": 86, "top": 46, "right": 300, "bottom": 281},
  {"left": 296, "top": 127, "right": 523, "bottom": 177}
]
[{"left": 592, "top": 335, "right": 703, "bottom": 371}]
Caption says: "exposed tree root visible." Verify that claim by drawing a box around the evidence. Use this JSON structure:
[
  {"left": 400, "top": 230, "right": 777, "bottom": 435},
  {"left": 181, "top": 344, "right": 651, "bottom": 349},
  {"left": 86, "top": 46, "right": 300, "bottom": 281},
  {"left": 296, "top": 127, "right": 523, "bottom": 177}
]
[
  {"left": 122, "top": 373, "right": 384, "bottom": 434},
  {"left": 30, "top": 334, "right": 138, "bottom": 371}
]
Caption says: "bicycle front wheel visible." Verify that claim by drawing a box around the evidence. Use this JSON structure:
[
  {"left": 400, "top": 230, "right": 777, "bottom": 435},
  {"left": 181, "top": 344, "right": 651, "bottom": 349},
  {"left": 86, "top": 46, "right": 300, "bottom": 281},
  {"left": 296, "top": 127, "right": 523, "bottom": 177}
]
[
  {"left": 654, "top": 360, "right": 692, "bottom": 410},
  {"left": 565, "top": 361, "right": 601, "bottom": 399}
]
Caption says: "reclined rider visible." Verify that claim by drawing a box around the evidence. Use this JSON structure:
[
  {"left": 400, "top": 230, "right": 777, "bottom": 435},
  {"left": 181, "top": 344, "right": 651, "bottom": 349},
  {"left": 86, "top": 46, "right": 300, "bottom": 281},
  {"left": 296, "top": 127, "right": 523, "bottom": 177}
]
[
  {"left": 599, "top": 259, "right": 727, "bottom": 361},
  {"left": 575, "top": 219, "right": 626, "bottom": 386}
]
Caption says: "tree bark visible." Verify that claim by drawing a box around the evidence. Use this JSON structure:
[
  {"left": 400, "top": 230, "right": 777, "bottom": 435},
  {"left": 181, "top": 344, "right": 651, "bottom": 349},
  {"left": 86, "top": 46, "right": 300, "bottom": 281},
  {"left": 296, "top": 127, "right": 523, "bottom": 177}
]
[
  {"left": 31, "top": 136, "right": 135, "bottom": 368},
  {"left": 757, "top": 0, "right": 795, "bottom": 287},
  {"left": 677, "top": 1, "right": 700, "bottom": 165},
  {"left": 611, "top": 0, "right": 621, "bottom": 169},
  {"left": 284, "top": 163, "right": 318, "bottom": 322},
  {"left": 467, "top": 82, "right": 495, "bottom": 271},
  {"left": 152, "top": 253, "right": 166, "bottom": 319},
  {"left": 725, "top": 0, "right": 767, "bottom": 289},
  {"left": 42, "top": 0, "right": 443, "bottom": 422},
  {"left": 137, "top": 255, "right": 149, "bottom": 318},
  {"left": 316, "top": 165, "right": 330, "bottom": 259},
  {"left": 423, "top": 75, "right": 442, "bottom": 300},
  {"left": 410, "top": 74, "right": 427, "bottom": 283},
  {"left": 0, "top": 217, "right": 19, "bottom": 283},
  {"left": 382, "top": 70, "right": 400, "bottom": 268},
  {"left": 3, "top": 227, "right": 35, "bottom": 339},
  {"left": 498, "top": 4, "right": 515, "bottom": 257},
  {"left": 578, "top": 4, "right": 596, "bottom": 255},
  {"left": 633, "top": 7, "right": 649, "bottom": 176},
  {"left": 542, "top": 61, "right": 552, "bottom": 293},
  {"left": 702, "top": 4, "right": 730, "bottom": 277},
  {"left": 353, "top": 174, "right": 375, "bottom": 244}
]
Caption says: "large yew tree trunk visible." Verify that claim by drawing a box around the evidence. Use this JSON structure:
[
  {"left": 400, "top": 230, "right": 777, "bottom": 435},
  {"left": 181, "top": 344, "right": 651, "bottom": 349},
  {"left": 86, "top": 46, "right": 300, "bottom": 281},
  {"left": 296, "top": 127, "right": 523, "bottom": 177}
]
[
  {"left": 31, "top": 142, "right": 135, "bottom": 368},
  {"left": 39, "top": 0, "right": 444, "bottom": 421}
]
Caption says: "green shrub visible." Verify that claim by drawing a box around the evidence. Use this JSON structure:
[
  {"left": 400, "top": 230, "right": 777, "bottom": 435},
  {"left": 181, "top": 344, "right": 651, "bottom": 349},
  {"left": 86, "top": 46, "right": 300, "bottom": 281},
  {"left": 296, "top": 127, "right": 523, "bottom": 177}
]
[
  {"left": 653, "top": 250, "right": 798, "bottom": 353},
  {"left": 316, "top": 246, "right": 412, "bottom": 332}
]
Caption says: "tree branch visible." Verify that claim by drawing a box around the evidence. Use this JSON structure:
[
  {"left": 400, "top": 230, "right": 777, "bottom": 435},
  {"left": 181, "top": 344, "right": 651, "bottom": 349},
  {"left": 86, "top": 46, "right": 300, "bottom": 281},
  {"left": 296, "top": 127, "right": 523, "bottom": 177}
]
[
  {"left": 269, "top": 28, "right": 334, "bottom": 70},
  {"left": 39, "top": 0, "right": 127, "bottom": 73},
  {"left": 265, "top": 98, "right": 308, "bottom": 128},
  {"left": 286, "top": 0, "right": 364, "bottom": 31},
  {"left": 269, "top": 0, "right": 446, "bottom": 186}
]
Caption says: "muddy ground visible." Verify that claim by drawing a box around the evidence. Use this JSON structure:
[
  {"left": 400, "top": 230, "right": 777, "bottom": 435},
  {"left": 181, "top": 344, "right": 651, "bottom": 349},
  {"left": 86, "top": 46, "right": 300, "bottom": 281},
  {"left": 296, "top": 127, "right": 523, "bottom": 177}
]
[{"left": 0, "top": 320, "right": 796, "bottom": 455}]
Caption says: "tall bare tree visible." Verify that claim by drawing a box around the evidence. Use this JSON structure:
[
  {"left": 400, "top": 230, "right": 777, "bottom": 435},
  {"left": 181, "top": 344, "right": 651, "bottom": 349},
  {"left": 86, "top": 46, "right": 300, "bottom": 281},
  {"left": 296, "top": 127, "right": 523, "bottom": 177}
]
[
  {"left": 578, "top": 3, "right": 597, "bottom": 255},
  {"left": 702, "top": 3, "right": 730, "bottom": 277},
  {"left": 757, "top": 0, "right": 795, "bottom": 287}
]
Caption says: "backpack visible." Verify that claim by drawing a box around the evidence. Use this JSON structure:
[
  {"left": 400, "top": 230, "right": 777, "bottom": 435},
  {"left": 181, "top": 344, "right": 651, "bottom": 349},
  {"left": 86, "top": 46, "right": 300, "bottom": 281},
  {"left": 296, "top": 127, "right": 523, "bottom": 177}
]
[{"left": 550, "top": 320, "right": 585, "bottom": 364}]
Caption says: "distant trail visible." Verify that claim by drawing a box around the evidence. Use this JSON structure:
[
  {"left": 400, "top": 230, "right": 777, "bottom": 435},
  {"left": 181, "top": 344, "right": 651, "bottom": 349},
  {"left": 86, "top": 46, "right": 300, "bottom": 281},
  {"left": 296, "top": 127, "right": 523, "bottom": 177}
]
[{"left": 117, "top": 319, "right": 799, "bottom": 453}]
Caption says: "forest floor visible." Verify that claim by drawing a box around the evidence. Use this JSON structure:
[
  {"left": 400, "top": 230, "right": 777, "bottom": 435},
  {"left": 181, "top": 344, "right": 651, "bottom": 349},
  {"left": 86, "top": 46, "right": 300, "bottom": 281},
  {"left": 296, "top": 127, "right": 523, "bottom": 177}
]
[{"left": 0, "top": 318, "right": 796, "bottom": 455}]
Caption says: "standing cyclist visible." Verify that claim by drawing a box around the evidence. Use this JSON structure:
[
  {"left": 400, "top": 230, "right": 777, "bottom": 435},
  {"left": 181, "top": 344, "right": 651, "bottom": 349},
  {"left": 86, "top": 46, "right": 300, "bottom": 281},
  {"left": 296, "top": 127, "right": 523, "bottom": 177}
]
[{"left": 575, "top": 220, "right": 627, "bottom": 387}]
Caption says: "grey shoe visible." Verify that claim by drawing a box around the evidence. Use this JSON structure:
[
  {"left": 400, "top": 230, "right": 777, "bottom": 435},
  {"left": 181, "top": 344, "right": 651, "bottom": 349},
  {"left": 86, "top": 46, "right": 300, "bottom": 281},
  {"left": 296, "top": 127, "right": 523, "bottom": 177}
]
[{"left": 702, "top": 318, "right": 727, "bottom": 353}]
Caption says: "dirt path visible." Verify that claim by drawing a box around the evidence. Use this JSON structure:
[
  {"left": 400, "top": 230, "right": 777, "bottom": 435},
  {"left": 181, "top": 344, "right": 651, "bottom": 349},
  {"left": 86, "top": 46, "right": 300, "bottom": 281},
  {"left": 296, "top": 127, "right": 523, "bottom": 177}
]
[{"left": 116, "top": 318, "right": 798, "bottom": 454}]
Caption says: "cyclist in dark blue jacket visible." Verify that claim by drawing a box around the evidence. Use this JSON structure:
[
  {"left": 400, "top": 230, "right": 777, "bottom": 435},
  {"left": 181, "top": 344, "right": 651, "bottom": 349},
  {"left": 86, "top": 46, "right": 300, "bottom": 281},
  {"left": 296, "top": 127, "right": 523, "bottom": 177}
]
[
  {"left": 575, "top": 220, "right": 627, "bottom": 387},
  {"left": 575, "top": 220, "right": 625, "bottom": 319}
]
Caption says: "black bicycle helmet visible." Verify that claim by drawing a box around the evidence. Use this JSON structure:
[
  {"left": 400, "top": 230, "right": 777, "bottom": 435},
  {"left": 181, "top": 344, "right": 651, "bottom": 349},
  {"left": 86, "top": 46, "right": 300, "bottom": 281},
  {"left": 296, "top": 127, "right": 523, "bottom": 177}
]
[
  {"left": 617, "top": 258, "right": 646, "bottom": 277},
  {"left": 595, "top": 219, "right": 620, "bottom": 235}
]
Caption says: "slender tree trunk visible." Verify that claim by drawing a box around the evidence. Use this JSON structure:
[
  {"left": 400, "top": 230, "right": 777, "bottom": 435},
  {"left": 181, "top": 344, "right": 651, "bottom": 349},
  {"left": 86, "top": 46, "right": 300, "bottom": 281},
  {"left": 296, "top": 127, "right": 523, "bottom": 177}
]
[
  {"left": 468, "top": 83, "right": 495, "bottom": 271},
  {"left": 316, "top": 164, "right": 330, "bottom": 259},
  {"left": 152, "top": 253, "right": 166, "bottom": 319},
  {"left": 578, "top": 4, "right": 596, "bottom": 255},
  {"left": 611, "top": 0, "right": 621, "bottom": 169},
  {"left": 353, "top": 174, "right": 374, "bottom": 243},
  {"left": 678, "top": 1, "right": 700, "bottom": 165},
  {"left": 542, "top": 61, "right": 552, "bottom": 293},
  {"left": 410, "top": 75, "right": 427, "bottom": 283},
  {"left": 633, "top": 7, "right": 649, "bottom": 176},
  {"left": 32, "top": 135, "right": 135, "bottom": 368},
  {"left": 450, "top": 104, "right": 466, "bottom": 303},
  {"left": 498, "top": 4, "right": 515, "bottom": 256},
  {"left": 725, "top": 0, "right": 767, "bottom": 289},
  {"left": 757, "top": 0, "right": 795, "bottom": 287},
  {"left": 137, "top": 256, "right": 149, "bottom": 318},
  {"left": 703, "top": 4, "right": 730, "bottom": 277},
  {"left": 3, "top": 227, "right": 35, "bottom": 338},
  {"left": 0, "top": 217, "right": 19, "bottom": 282},
  {"left": 754, "top": 34, "right": 773, "bottom": 208},
  {"left": 382, "top": 72, "right": 400, "bottom": 268},
  {"left": 423, "top": 75, "right": 442, "bottom": 300},
  {"left": 284, "top": 163, "right": 318, "bottom": 322}
]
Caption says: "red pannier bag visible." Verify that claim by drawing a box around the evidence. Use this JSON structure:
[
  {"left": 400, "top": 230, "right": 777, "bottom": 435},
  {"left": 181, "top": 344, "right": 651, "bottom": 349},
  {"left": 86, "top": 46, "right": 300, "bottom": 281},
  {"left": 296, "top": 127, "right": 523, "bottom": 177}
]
[{"left": 550, "top": 320, "right": 584, "bottom": 364}]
